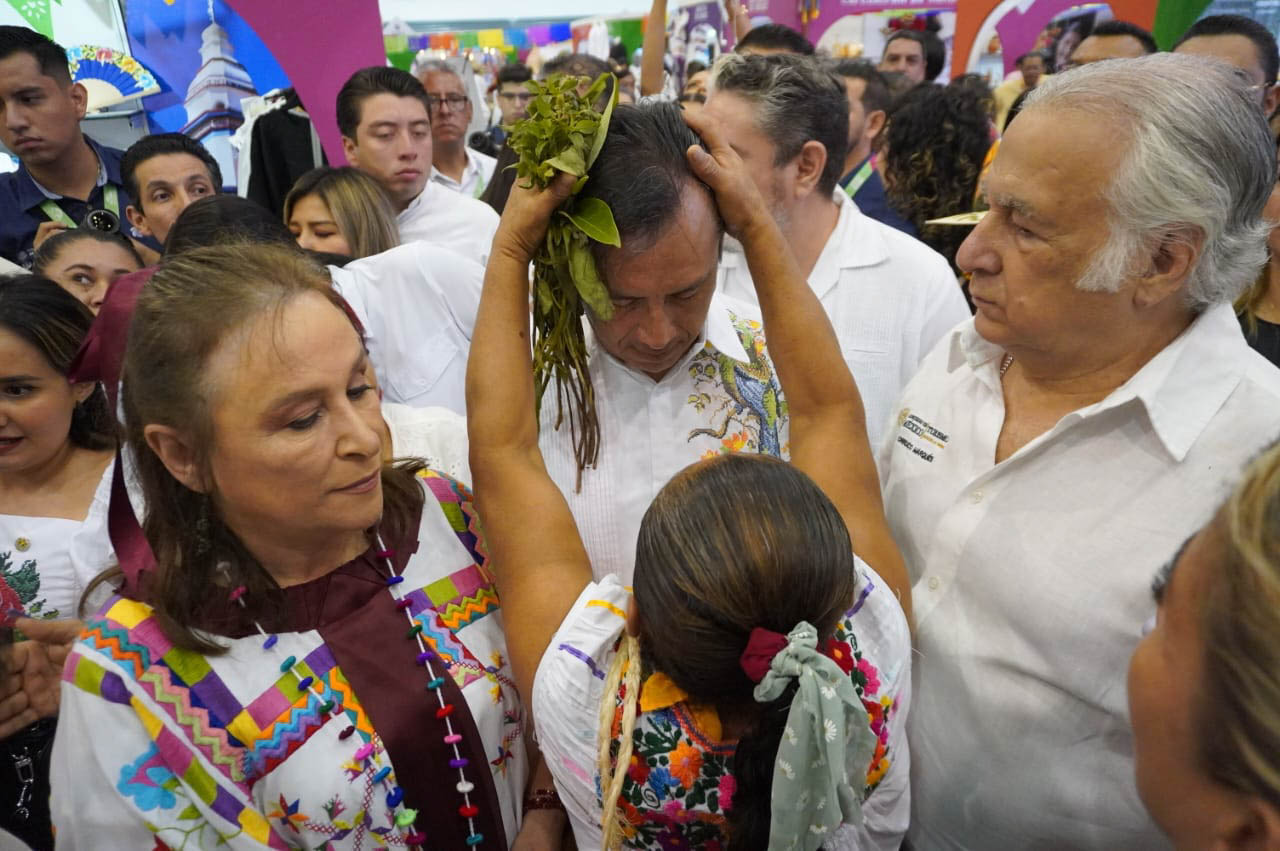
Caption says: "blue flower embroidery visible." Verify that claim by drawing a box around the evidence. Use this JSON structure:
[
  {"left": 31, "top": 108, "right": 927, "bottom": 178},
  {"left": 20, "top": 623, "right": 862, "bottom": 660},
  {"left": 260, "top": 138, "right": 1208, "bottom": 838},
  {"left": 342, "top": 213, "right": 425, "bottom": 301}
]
[
  {"left": 647, "top": 765, "right": 674, "bottom": 801},
  {"left": 116, "top": 743, "right": 177, "bottom": 811}
]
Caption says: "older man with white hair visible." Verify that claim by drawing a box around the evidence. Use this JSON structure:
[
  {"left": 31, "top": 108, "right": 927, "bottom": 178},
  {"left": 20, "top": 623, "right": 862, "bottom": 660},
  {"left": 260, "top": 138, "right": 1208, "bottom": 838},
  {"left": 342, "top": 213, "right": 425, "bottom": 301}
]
[{"left": 883, "top": 53, "right": 1280, "bottom": 849}]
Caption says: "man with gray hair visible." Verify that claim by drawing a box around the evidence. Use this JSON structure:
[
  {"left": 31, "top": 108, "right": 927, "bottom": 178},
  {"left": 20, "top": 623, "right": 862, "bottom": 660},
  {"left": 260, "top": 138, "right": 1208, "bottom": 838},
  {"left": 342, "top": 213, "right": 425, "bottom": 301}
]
[
  {"left": 415, "top": 58, "right": 496, "bottom": 198},
  {"left": 705, "top": 53, "right": 969, "bottom": 454},
  {"left": 883, "top": 53, "right": 1280, "bottom": 848}
]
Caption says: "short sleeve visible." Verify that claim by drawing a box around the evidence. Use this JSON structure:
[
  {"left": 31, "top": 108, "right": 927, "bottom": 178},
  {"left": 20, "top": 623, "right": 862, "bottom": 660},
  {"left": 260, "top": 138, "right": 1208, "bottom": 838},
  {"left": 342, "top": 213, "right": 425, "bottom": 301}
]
[
  {"left": 844, "top": 557, "right": 913, "bottom": 851},
  {"left": 531, "top": 576, "right": 629, "bottom": 850},
  {"left": 53, "top": 641, "right": 281, "bottom": 849}
]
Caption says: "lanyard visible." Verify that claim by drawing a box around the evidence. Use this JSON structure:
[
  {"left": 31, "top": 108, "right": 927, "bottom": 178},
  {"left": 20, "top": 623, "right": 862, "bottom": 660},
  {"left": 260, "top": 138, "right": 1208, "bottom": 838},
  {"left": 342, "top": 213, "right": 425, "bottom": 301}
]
[
  {"left": 842, "top": 160, "right": 874, "bottom": 200},
  {"left": 39, "top": 183, "right": 119, "bottom": 227},
  {"left": 473, "top": 173, "right": 488, "bottom": 199}
]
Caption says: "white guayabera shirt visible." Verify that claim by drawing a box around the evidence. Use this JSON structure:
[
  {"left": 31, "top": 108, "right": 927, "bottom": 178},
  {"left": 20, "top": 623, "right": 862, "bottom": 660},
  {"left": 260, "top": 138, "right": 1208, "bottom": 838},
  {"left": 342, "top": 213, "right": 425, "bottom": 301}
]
[
  {"left": 881, "top": 303, "right": 1280, "bottom": 850},
  {"left": 540, "top": 293, "right": 792, "bottom": 585},
  {"left": 330, "top": 242, "right": 483, "bottom": 414},
  {"left": 396, "top": 180, "right": 499, "bottom": 267},
  {"left": 718, "top": 191, "right": 969, "bottom": 456}
]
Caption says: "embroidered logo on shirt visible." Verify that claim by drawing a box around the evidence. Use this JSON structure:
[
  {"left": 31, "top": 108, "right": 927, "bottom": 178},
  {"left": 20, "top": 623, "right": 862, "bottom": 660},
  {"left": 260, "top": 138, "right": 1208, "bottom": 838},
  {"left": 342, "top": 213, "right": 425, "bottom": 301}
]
[{"left": 894, "top": 408, "right": 949, "bottom": 463}]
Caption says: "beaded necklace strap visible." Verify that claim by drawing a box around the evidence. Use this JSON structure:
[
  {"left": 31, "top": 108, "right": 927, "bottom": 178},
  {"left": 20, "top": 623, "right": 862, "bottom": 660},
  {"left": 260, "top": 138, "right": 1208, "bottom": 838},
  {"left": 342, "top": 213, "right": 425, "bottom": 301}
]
[{"left": 222, "top": 532, "right": 486, "bottom": 847}]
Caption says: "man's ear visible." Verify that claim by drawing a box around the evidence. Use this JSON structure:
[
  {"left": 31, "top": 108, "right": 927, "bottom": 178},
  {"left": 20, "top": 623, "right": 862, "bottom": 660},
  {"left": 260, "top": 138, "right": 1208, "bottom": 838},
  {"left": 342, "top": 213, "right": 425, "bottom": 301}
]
[
  {"left": 1133, "top": 225, "right": 1202, "bottom": 310},
  {"left": 143, "top": 424, "right": 208, "bottom": 494},
  {"left": 793, "top": 139, "right": 829, "bottom": 197},
  {"left": 125, "top": 204, "right": 151, "bottom": 238},
  {"left": 342, "top": 135, "right": 359, "bottom": 167},
  {"left": 864, "top": 109, "right": 887, "bottom": 146},
  {"left": 68, "top": 81, "right": 88, "bottom": 120}
]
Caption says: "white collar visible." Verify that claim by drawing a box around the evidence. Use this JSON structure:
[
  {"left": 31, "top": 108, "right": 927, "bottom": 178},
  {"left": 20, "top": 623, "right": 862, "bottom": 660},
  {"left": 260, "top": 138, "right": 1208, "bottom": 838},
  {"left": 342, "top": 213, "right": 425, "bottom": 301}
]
[
  {"left": 957, "top": 302, "right": 1250, "bottom": 461},
  {"left": 430, "top": 148, "right": 481, "bottom": 187},
  {"left": 719, "top": 192, "right": 889, "bottom": 301}
]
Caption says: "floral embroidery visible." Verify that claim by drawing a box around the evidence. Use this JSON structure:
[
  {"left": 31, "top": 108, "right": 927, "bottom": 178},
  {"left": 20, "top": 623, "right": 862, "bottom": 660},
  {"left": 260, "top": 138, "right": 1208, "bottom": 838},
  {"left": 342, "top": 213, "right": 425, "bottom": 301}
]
[
  {"left": 0, "top": 550, "right": 56, "bottom": 620},
  {"left": 603, "top": 607, "right": 897, "bottom": 848},
  {"left": 117, "top": 744, "right": 177, "bottom": 812},
  {"left": 686, "top": 311, "right": 787, "bottom": 459},
  {"left": 266, "top": 795, "right": 307, "bottom": 834}
]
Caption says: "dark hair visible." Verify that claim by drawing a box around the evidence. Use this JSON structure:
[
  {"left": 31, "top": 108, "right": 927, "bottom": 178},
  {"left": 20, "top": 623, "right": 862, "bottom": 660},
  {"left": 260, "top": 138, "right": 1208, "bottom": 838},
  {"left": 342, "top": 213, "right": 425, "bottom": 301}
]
[
  {"left": 540, "top": 52, "right": 611, "bottom": 80},
  {"left": 884, "top": 29, "right": 947, "bottom": 81},
  {"left": 1090, "top": 20, "right": 1158, "bottom": 55},
  {"left": 713, "top": 53, "right": 849, "bottom": 195},
  {"left": 579, "top": 102, "right": 717, "bottom": 273},
  {"left": 1176, "top": 14, "right": 1279, "bottom": 83},
  {"left": 883, "top": 83, "right": 991, "bottom": 271},
  {"left": 609, "top": 41, "right": 629, "bottom": 66},
  {"left": 479, "top": 143, "right": 519, "bottom": 214},
  {"left": 336, "top": 66, "right": 431, "bottom": 139},
  {"left": 120, "top": 133, "right": 223, "bottom": 211},
  {"left": 119, "top": 242, "right": 425, "bottom": 652},
  {"left": 630, "top": 454, "right": 858, "bottom": 848},
  {"left": 737, "top": 23, "right": 815, "bottom": 56},
  {"left": 0, "top": 274, "right": 114, "bottom": 450},
  {"left": 0, "top": 26, "right": 70, "bottom": 84},
  {"left": 831, "top": 59, "right": 891, "bottom": 115},
  {"left": 164, "top": 195, "right": 296, "bottom": 257},
  {"left": 949, "top": 72, "right": 996, "bottom": 121},
  {"left": 32, "top": 229, "right": 144, "bottom": 276},
  {"left": 1016, "top": 50, "right": 1047, "bottom": 68},
  {"left": 496, "top": 62, "right": 533, "bottom": 86},
  {"left": 686, "top": 60, "right": 708, "bottom": 77}
]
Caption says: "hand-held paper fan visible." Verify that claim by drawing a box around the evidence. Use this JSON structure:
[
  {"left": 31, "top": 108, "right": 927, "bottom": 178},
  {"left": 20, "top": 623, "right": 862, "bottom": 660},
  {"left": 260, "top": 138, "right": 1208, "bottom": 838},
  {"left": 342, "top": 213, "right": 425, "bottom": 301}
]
[{"left": 66, "top": 45, "right": 161, "bottom": 111}]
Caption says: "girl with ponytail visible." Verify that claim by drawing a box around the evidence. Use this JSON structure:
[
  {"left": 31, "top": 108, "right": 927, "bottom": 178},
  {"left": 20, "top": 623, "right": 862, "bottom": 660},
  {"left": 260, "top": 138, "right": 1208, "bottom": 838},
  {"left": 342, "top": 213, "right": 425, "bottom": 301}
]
[{"left": 468, "top": 102, "right": 912, "bottom": 850}]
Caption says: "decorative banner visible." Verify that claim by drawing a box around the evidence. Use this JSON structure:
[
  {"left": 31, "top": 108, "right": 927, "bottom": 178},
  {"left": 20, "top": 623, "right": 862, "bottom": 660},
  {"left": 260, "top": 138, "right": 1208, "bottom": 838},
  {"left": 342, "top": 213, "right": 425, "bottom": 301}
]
[
  {"left": 952, "top": 0, "right": 1157, "bottom": 77},
  {"left": 549, "top": 22, "right": 572, "bottom": 41},
  {"left": 457, "top": 30, "right": 479, "bottom": 47},
  {"left": 224, "top": 0, "right": 385, "bottom": 165},
  {"left": 66, "top": 44, "right": 160, "bottom": 110},
  {"left": 526, "top": 24, "right": 552, "bottom": 45},
  {"left": 477, "top": 28, "right": 504, "bottom": 48},
  {"left": 1152, "top": 0, "right": 1211, "bottom": 50},
  {"left": 5, "top": 0, "right": 59, "bottom": 37},
  {"left": 503, "top": 28, "right": 528, "bottom": 48}
]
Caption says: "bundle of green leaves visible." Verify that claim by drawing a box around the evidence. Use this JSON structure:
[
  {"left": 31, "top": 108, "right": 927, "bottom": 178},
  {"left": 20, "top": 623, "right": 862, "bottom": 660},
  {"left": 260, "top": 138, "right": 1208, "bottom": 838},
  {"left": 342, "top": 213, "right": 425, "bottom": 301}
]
[{"left": 506, "top": 72, "right": 620, "bottom": 483}]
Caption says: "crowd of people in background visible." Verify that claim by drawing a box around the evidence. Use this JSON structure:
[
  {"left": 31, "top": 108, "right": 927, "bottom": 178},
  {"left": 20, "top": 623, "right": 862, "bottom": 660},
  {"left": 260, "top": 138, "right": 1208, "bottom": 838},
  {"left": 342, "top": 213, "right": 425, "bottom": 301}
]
[{"left": 1, "top": 7, "right": 1280, "bottom": 851}]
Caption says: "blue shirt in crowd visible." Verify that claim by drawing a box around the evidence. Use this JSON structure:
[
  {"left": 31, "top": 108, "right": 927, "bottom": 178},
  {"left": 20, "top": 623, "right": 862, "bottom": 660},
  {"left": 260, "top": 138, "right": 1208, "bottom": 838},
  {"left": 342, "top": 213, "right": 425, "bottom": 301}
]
[
  {"left": 0, "top": 137, "right": 132, "bottom": 268},
  {"left": 840, "top": 156, "right": 918, "bottom": 239}
]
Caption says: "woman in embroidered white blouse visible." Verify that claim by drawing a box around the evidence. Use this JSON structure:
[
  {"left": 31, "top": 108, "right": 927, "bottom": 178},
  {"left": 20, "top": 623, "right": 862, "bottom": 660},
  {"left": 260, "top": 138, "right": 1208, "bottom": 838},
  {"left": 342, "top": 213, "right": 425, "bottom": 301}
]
[{"left": 467, "top": 102, "right": 913, "bottom": 850}]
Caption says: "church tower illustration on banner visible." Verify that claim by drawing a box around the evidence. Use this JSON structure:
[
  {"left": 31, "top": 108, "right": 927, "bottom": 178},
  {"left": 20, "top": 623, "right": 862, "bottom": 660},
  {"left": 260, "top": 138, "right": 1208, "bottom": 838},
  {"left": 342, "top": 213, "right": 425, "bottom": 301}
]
[{"left": 181, "top": 0, "right": 255, "bottom": 189}]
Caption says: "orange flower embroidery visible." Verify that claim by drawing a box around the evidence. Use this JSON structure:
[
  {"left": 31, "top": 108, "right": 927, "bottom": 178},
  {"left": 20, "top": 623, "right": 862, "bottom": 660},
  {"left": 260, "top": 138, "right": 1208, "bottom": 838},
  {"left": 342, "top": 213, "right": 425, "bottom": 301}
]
[{"left": 670, "top": 741, "right": 704, "bottom": 788}]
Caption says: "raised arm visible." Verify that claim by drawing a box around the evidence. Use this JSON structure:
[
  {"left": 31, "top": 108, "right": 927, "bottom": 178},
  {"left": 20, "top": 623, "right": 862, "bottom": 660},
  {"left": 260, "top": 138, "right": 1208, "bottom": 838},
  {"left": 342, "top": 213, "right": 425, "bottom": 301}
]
[
  {"left": 683, "top": 109, "right": 911, "bottom": 623},
  {"left": 467, "top": 173, "right": 595, "bottom": 701},
  {"left": 640, "top": 0, "right": 669, "bottom": 97}
]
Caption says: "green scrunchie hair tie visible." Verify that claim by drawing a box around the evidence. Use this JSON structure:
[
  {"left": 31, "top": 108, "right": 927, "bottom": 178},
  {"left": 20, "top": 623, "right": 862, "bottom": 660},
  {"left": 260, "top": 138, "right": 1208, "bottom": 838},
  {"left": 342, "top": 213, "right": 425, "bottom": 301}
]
[{"left": 753, "top": 621, "right": 878, "bottom": 851}]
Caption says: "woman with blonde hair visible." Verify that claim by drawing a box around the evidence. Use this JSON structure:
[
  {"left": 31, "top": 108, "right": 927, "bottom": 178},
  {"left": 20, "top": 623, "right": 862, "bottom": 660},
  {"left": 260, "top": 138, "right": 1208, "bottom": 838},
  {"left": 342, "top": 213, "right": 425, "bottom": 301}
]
[
  {"left": 1129, "top": 440, "right": 1280, "bottom": 848},
  {"left": 284, "top": 166, "right": 400, "bottom": 259},
  {"left": 467, "top": 104, "right": 911, "bottom": 849}
]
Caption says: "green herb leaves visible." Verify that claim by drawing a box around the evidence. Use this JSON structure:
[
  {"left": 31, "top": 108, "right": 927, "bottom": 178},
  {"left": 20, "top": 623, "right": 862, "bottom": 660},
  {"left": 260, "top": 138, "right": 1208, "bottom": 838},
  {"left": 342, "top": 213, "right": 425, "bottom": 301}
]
[{"left": 505, "top": 72, "right": 621, "bottom": 483}]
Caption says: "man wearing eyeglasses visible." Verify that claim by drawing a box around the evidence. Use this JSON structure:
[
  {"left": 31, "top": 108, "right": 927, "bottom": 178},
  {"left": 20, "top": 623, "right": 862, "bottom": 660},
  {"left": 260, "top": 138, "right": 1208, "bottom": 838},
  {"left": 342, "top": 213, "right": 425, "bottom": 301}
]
[
  {"left": 417, "top": 59, "right": 496, "bottom": 199},
  {"left": 1174, "top": 14, "right": 1280, "bottom": 116}
]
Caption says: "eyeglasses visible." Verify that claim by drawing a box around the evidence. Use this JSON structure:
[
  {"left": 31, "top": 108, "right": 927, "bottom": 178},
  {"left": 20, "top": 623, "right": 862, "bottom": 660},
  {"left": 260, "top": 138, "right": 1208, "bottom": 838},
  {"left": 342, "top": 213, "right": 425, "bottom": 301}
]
[
  {"left": 427, "top": 94, "right": 470, "bottom": 112},
  {"left": 498, "top": 91, "right": 534, "bottom": 103}
]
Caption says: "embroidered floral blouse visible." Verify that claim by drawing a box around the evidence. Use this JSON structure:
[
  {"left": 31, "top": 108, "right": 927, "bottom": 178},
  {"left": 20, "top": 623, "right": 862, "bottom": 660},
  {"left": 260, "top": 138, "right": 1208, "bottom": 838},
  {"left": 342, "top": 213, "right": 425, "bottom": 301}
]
[
  {"left": 532, "top": 559, "right": 912, "bottom": 851},
  {"left": 50, "top": 470, "right": 527, "bottom": 849}
]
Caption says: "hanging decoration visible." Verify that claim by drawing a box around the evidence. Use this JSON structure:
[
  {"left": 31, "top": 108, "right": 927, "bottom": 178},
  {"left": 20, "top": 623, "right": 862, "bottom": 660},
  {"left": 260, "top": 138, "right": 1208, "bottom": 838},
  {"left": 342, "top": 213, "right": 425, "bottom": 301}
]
[{"left": 66, "top": 45, "right": 161, "bottom": 110}]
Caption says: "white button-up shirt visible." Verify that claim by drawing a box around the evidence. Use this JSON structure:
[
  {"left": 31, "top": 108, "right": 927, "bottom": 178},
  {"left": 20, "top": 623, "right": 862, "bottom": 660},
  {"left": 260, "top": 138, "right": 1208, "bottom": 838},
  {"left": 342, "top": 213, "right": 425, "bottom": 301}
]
[
  {"left": 430, "top": 148, "right": 497, "bottom": 199},
  {"left": 718, "top": 192, "right": 969, "bottom": 453},
  {"left": 881, "top": 303, "right": 1280, "bottom": 850},
  {"left": 540, "top": 293, "right": 790, "bottom": 583},
  {"left": 330, "top": 242, "right": 483, "bottom": 414},
  {"left": 396, "top": 181, "right": 499, "bottom": 267}
]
